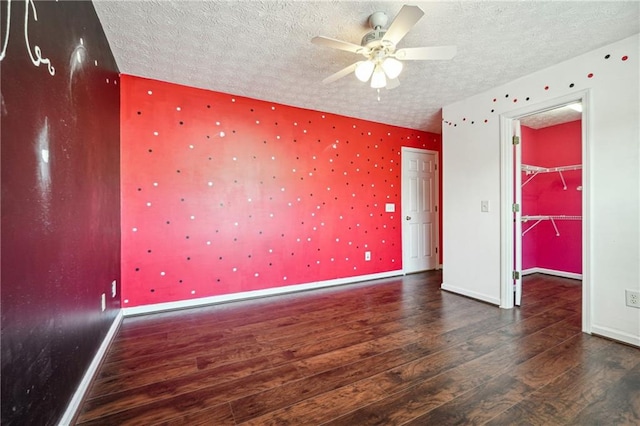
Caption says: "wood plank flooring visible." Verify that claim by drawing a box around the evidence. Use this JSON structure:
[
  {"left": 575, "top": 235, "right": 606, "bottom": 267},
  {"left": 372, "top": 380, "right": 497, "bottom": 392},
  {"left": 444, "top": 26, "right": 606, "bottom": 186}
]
[{"left": 76, "top": 272, "right": 640, "bottom": 425}]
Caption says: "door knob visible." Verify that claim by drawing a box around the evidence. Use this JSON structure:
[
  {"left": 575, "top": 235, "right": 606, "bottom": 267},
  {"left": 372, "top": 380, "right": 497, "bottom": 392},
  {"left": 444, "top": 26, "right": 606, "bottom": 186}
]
[{"left": 406, "top": 216, "right": 412, "bottom": 220}]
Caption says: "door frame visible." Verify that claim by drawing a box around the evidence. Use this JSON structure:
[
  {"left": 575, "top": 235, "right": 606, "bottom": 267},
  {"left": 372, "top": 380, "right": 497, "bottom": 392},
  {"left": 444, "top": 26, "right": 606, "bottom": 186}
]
[
  {"left": 499, "top": 90, "right": 591, "bottom": 334},
  {"left": 513, "top": 120, "right": 522, "bottom": 306},
  {"left": 401, "top": 147, "right": 440, "bottom": 274}
]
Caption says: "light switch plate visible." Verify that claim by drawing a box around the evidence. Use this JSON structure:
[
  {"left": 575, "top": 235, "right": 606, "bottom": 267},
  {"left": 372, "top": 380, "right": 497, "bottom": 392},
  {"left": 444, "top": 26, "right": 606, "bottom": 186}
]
[
  {"left": 385, "top": 203, "right": 395, "bottom": 212},
  {"left": 481, "top": 200, "right": 490, "bottom": 212}
]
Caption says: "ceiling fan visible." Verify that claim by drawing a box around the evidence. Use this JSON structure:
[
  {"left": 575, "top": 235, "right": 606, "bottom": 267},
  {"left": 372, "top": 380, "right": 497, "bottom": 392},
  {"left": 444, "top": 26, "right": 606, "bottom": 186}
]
[{"left": 312, "top": 5, "right": 456, "bottom": 90}]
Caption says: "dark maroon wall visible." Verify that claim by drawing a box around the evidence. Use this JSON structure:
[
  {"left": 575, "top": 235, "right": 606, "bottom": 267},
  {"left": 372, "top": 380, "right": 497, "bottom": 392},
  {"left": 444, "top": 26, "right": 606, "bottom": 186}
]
[{"left": 1, "top": 1, "right": 120, "bottom": 424}]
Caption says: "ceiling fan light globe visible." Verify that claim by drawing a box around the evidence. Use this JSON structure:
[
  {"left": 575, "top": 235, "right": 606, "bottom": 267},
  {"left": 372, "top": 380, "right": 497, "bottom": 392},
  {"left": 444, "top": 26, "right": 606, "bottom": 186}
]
[
  {"left": 370, "top": 66, "right": 387, "bottom": 88},
  {"left": 381, "top": 57, "right": 403, "bottom": 79},
  {"left": 355, "top": 61, "right": 375, "bottom": 82}
]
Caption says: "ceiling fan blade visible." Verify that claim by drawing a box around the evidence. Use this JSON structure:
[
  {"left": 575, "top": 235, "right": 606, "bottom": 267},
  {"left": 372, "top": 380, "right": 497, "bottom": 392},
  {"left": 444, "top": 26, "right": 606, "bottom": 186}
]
[
  {"left": 395, "top": 46, "right": 457, "bottom": 60},
  {"left": 386, "top": 78, "right": 400, "bottom": 90},
  {"left": 312, "top": 36, "right": 365, "bottom": 54},
  {"left": 382, "top": 5, "right": 425, "bottom": 46},
  {"left": 322, "top": 62, "right": 359, "bottom": 84}
]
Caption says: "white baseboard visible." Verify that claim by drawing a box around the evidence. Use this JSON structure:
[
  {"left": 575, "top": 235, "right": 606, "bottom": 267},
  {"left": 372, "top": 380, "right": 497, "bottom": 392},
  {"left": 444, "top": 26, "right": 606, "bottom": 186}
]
[
  {"left": 522, "top": 267, "right": 582, "bottom": 280},
  {"left": 59, "top": 309, "right": 123, "bottom": 425},
  {"left": 591, "top": 325, "right": 640, "bottom": 348},
  {"left": 440, "top": 283, "right": 500, "bottom": 306},
  {"left": 123, "top": 270, "right": 404, "bottom": 316}
]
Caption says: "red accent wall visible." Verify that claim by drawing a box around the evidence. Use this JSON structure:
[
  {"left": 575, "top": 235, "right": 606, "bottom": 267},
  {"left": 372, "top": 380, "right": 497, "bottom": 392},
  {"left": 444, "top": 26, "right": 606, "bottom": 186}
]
[
  {"left": 121, "top": 75, "right": 441, "bottom": 307},
  {"left": 522, "top": 120, "right": 582, "bottom": 274}
]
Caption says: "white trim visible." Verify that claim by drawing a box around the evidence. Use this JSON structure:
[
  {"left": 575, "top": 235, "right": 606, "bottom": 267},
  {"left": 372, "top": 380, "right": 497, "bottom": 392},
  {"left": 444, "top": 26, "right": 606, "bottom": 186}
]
[
  {"left": 499, "top": 114, "right": 515, "bottom": 309},
  {"left": 440, "top": 283, "right": 500, "bottom": 306},
  {"left": 580, "top": 93, "right": 592, "bottom": 334},
  {"left": 123, "top": 270, "right": 403, "bottom": 316},
  {"left": 59, "top": 310, "right": 123, "bottom": 426},
  {"left": 522, "top": 267, "right": 582, "bottom": 280},
  {"left": 591, "top": 325, "right": 640, "bottom": 348},
  {"left": 514, "top": 120, "right": 523, "bottom": 306}
]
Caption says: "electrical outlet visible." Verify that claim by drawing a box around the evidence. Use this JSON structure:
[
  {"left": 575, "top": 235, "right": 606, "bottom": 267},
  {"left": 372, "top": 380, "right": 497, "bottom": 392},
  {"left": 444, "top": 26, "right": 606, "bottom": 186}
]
[
  {"left": 111, "top": 280, "right": 117, "bottom": 298},
  {"left": 625, "top": 289, "right": 640, "bottom": 308},
  {"left": 101, "top": 293, "right": 106, "bottom": 312},
  {"left": 365, "top": 251, "right": 371, "bottom": 261}
]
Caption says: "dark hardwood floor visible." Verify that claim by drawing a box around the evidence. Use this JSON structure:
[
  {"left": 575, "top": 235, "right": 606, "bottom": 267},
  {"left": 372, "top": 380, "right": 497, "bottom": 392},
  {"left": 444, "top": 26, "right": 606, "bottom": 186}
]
[{"left": 76, "top": 272, "right": 640, "bottom": 425}]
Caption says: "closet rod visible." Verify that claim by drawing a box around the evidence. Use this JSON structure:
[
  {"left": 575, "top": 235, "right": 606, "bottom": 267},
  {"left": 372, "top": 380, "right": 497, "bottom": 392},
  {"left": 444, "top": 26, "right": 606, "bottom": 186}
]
[{"left": 522, "top": 164, "right": 582, "bottom": 174}]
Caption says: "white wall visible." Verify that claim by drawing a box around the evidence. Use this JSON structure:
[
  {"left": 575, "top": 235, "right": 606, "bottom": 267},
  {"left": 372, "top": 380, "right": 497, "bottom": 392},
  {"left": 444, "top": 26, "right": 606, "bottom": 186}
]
[{"left": 442, "top": 34, "right": 639, "bottom": 346}]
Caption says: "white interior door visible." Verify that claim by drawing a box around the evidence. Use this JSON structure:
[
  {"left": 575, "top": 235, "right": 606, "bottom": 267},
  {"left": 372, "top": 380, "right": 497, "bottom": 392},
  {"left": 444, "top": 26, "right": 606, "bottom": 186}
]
[
  {"left": 402, "top": 148, "right": 438, "bottom": 273},
  {"left": 513, "top": 120, "right": 523, "bottom": 306}
]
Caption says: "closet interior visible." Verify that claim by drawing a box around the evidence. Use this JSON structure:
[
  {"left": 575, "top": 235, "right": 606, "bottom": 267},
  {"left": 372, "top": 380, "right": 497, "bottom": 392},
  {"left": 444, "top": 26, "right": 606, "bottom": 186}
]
[{"left": 520, "top": 104, "right": 583, "bottom": 280}]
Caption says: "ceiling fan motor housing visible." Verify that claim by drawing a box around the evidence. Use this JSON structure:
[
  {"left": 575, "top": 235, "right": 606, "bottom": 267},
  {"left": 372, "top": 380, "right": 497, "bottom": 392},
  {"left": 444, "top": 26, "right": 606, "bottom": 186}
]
[
  {"left": 362, "top": 11, "right": 390, "bottom": 48},
  {"left": 361, "top": 29, "right": 387, "bottom": 48}
]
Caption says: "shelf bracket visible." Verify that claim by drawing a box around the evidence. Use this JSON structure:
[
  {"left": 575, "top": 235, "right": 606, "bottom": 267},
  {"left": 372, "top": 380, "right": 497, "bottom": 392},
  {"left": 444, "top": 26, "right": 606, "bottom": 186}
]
[
  {"left": 522, "top": 219, "right": 543, "bottom": 236},
  {"left": 522, "top": 172, "right": 539, "bottom": 187},
  {"left": 550, "top": 217, "right": 560, "bottom": 236},
  {"left": 558, "top": 170, "right": 567, "bottom": 190}
]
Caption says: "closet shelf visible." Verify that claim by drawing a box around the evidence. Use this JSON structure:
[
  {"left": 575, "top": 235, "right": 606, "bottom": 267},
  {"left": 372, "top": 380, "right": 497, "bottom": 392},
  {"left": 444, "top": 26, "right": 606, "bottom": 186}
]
[
  {"left": 521, "top": 215, "right": 582, "bottom": 237},
  {"left": 521, "top": 164, "right": 582, "bottom": 190},
  {"left": 522, "top": 164, "right": 582, "bottom": 174}
]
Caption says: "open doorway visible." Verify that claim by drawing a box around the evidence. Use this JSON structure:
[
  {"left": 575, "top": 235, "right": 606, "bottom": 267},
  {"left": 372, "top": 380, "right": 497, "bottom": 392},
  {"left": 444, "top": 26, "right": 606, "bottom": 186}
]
[
  {"left": 500, "top": 91, "right": 591, "bottom": 333},
  {"left": 517, "top": 103, "right": 583, "bottom": 305}
]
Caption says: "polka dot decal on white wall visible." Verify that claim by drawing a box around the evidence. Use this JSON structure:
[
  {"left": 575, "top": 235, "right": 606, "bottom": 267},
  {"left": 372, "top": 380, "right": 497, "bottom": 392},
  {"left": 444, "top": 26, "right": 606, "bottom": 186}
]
[{"left": 442, "top": 50, "right": 633, "bottom": 128}]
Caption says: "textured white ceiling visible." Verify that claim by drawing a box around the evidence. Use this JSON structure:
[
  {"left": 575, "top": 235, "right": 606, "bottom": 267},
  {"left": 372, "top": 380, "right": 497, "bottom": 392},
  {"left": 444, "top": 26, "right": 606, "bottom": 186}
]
[
  {"left": 93, "top": 1, "right": 639, "bottom": 133},
  {"left": 520, "top": 104, "right": 582, "bottom": 129}
]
